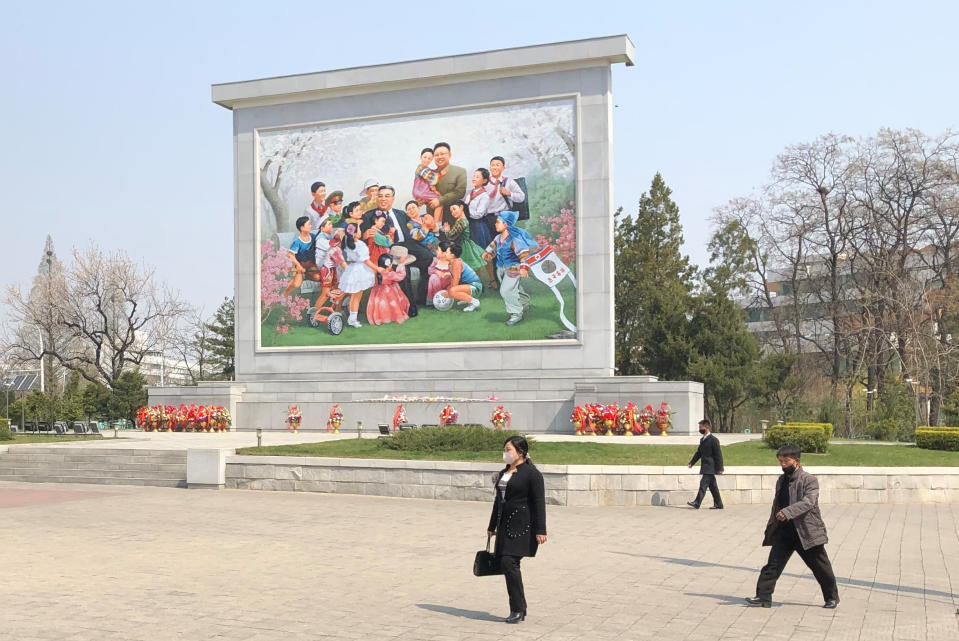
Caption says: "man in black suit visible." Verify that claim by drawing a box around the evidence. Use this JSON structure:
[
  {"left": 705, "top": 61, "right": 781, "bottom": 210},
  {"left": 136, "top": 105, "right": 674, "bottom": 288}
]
[
  {"left": 687, "top": 419, "right": 724, "bottom": 509},
  {"left": 361, "top": 185, "right": 433, "bottom": 307}
]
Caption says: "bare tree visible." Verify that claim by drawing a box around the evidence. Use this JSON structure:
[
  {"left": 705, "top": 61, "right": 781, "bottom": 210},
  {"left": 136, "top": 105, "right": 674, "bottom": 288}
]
[{"left": 3, "top": 245, "right": 189, "bottom": 389}]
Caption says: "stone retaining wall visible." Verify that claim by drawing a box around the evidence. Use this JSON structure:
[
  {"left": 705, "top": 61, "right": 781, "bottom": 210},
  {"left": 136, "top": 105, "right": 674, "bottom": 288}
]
[{"left": 225, "top": 456, "right": 959, "bottom": 505}]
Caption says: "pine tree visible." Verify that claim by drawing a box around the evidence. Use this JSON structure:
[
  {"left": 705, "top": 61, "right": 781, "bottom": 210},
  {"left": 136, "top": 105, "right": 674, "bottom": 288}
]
[
  {"left": 614, "top": 173, "right": 696, "bottom": 378},
  {"left": 205, "top": 297, "right": 235, "bottom": 380}
]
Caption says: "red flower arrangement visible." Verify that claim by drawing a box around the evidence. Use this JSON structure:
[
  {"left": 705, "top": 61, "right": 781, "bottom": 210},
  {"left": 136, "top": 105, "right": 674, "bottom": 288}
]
[
  {"left": 620, "top": 402, "right": 642, "bottom": 435},
  {"left": 392, "top": 404, "right": 407, "bottom": 431},
  {"left": 135, "top": 405, "right": 230, "bottom": 432},
  {"left": 571, "top": 405, "right": 592, "bottom": 435},
  {"left": 327, "top": 404, "right": 343, "bottom": 433},
  {"left": 491, "top": 406, "right": 511, "bottom": 429},
  {"left": 656, "top": 402, "right": 673, "bottom": 435},
  {"left": 440, "top": 404, "right": 458, "bottom": 426},
  {"left": 286, "top": 405, "right": 302, "bottom": 433}
]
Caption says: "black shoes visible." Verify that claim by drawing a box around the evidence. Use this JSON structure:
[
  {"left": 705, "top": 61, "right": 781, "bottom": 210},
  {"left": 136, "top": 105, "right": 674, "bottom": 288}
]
[
  {"left": 505, "top": 611, "right": 526, "bottom": 624},
  {"left": 745, "top": 597, "right": 771, "bottom": 608},
  {"left": 710, "top": 505, "right": 724, "bottom": 510},
  {"left": 823, "top": 599, "right": 839, "bottom": 609},
  {"left": 686, "top": 501, "right": 700, "bottom": 509}
]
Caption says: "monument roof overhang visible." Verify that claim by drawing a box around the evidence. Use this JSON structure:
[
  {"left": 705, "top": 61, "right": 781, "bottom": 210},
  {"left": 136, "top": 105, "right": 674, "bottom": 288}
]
[{"left": 211, "top": 34, "right": 635, "bottom": 110}]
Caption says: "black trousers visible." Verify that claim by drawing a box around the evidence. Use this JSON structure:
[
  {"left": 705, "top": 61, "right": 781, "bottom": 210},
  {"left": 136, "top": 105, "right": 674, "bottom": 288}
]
[
  {"left": 692, "top": 474, "right": 723, "bottom": 507},
  {"left": 756, "top": 524, "right": 839, "bottom": 602},
  {"left": 400, "top": 240, "right": 433, "bottom": 305},
  {"left": 500, "top": 555, "right": 526, "bottom": 614}
]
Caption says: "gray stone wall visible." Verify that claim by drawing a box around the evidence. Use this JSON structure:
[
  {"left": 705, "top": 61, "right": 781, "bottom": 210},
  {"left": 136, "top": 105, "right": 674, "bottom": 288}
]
[{"left": 225, "top": 457, "right": 959, "bottom": 505}]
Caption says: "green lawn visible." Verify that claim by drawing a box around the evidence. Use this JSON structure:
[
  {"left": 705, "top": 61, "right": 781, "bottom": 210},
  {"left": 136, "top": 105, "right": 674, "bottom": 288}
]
[
  {"left": 3, "top": 434, "right": 107, "bottom": 444},
  {"left": 261, "top": 277, "right": 577, "bottom": 347},
  {"left": 236, "top": 439, "right": 959, "bottom": 467}
]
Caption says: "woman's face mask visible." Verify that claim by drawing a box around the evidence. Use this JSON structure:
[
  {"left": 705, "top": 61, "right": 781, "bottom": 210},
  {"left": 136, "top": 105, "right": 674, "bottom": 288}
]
[{"left": 503, "top": 451, "right": 515, "bottom": 465}]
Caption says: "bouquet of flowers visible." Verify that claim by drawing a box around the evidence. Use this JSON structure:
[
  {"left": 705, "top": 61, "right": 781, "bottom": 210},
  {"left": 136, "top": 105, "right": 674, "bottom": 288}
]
[
  {"left": 571, "top": 405, "right": 591, "bottom": 435},
  {"left": 440, "top": 404, "right": 458, "bottom": 426},
  {"left": 195, "top": 405, "right": 210, "bottom": 432},
  {"left": 209, "top": 406, "right": 231, "bottom": 432},
  {"left": 286, "top": 405, "right": 302, "bottom": 433},
  {"left": 620, "top": 402, "right": 641, "bottom": 435},
  {"left": 392, "top": 404, "right": 407, "bottom": 431},
  {"left": 656, "top": 402, "right": 673, "bottom": 435},
  {"left": 603, "top": 402, "right": 621, "bottom": 435},
  {"left": 491, "top": 405, "right": 511, "bottom": 429},
  {"left": 639, "top": 404, "right": 655, "bottom": 434},
  {"left": 327, "top": 404, "right": 343, "bottom": 433},
  {"left": 587, "top": 403, "right": 606, "bottom": 434}
]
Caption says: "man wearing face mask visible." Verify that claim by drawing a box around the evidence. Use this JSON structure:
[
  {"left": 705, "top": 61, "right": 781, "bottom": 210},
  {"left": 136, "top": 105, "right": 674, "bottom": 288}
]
[
  {"left": 686, "top": 419, "right": 724, "bottom": 509},
  {"left": 745, "top": 445, "right": 840, "bottom": 609}
]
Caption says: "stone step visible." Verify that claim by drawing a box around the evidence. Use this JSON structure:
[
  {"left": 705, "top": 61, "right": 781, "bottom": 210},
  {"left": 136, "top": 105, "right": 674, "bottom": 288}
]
[
  {"left": 0, "top": 466, "right": 186, "bottom": 479},
  {"left": 0, "top": 474, "right": 185, "bottom": 487},
  {"left": 7, "top": 447, "right": 188, "bottom": 457},
  {"left": 1, "top": 453, "right": 187, "bottom": 465}
]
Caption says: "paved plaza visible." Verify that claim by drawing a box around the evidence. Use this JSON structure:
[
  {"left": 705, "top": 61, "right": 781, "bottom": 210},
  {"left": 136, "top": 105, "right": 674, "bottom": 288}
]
[{"left": 2, "top": 481, "right": 958, "bottom": 641}]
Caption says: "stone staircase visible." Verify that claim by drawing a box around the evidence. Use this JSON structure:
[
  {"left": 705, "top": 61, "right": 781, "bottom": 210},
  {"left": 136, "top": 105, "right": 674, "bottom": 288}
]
[{"left": 0, "top": 446, "right": 188, "bottom": 487}]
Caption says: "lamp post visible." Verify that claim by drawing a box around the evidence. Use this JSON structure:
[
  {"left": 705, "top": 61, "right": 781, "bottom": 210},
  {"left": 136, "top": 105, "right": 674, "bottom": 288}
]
[
  {"left": 36, "top": 328, "right": 45, "bottom": 394},
  {"left": 904, "top": 378, "right": 920, "bottom": 431}
]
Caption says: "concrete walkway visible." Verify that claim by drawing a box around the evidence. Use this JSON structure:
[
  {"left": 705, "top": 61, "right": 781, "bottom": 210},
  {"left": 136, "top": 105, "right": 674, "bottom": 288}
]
[{"left": 1, "top": 481, "right": 956, "bottom": 640}]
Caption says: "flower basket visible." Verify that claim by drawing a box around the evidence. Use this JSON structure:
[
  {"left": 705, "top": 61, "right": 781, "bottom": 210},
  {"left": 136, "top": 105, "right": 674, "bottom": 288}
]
[
  {"left": 286, "top": 405, "right": 302, "bottom": 433},
  {"left": 655, "top": 402, "right": 673, "bottom": 435},
  {"left": 392, "top": 404, "right": 407, "bottom": 432},
  {"left": 327, "top": 404, "right": 343, "bottom": 433},
  {"left": 491, "top": 406, "right": 511, "bottom": 430},
  {"left": 440, "top": 404, "right": 459, "bottom": 426}
]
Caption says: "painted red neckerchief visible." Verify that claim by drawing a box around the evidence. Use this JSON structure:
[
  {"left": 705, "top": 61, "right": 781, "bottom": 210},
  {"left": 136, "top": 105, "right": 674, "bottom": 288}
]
[
  {"left": 469, "top": 186, "right": 487, "bottom": 200},
  {"left": 311, "top": 201, "right": 328, "bottom": 215}
]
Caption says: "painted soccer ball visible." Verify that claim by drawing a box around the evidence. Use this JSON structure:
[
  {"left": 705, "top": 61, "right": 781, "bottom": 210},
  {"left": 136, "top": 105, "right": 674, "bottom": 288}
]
[{"left": 432, "top": 291, "right": 454, "bottom": 311}]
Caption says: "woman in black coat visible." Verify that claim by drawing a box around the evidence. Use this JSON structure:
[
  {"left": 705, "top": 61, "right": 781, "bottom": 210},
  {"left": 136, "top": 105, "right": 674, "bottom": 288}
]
[{"left": 486, "top": 436, "right": 547, "bottom": 624}]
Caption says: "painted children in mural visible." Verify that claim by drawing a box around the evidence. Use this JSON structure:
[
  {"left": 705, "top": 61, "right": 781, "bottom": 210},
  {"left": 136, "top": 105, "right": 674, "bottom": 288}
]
[
  {"left": 407, "top": 206, "right": 439, "bottom": 252},
  {"left": 282, "top": 216, "right": 321, "bottom": 297},
  {"left": 444, "top": 200, "right": 488, "bottom": 277},
  {"left": 304, "top": 181, "right": 328, "bottom": 231},
  {"left": 483, "top": 211, "right": 534, "bottom": 326},
  {"left": 366, "top": 254, "right": 410, "bottom": 325},
  {"left": 312, "top": 215, "right": 335, "bottom": 271},
  {"left": 358, "top": 179, "right": 379, "bottom": 213},
  {"left": 324, "top": 191, "right": 344, "bottom": 226},
  {"left": 313, "top": 228, "right": 346, "bottom": 322},
  {"left": 487, "top": 156, "right": 526, "bottom": 216},
  {"left": 340, "top": 201, "right": 365, "bottom": 230},
  {"left": 364, "top": 210, "right": 395, "bottom": 266},
  {"left": 339, "top": 223, "right": 377, "bottom": 328},
  {"left": 412, "top": 147, "right": 442, "bottom": 205},
  {"left": 426, "top": 142, "right": 467, "bottom": 227},
  {"left": 436, "top": 241, "right": 483, "bottom": 312}
]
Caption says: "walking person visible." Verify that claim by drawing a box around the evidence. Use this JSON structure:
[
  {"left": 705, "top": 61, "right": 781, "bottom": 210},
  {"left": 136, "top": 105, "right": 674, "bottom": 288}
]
[
  {"left": 745, "top": 445, "right": 840, "bottom": 609},
  {"left": 687, "top": 419, "right": 724, "bottom": 509},
  {"left": 487, "top": 436, "right": 547, "bottom": 624}
]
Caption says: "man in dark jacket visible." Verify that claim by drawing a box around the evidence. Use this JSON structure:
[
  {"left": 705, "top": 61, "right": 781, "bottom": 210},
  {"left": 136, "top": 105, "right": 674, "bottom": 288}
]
[
  {"left": 687, "top": 419, "right": 724, "bottom": 509},
  {"left": 745, "top": 445, "right": 840, "bottom": 609}
]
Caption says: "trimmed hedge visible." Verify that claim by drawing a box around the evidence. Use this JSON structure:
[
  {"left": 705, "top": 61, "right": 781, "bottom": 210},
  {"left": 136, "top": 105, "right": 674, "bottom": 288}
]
[
  {"left": 915, "top": 426, "right": 959, "bottom": 451},
  {"left": 782, "top": 422, "right": 834, "bottom": 441},
  {"left": 0, "top": 417, "right": 11, "bottom": 441},
  {"left": 378, "top": 425, "right": 528, "bottom": 452},
  {"left": 765, "top": 424, "right": 829, "bottom": 453}
]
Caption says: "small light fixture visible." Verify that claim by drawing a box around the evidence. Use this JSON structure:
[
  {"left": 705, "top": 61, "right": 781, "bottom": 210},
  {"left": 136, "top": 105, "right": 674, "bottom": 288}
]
[
  {"left": 357, "top": 420, "right": 363, "bottom": 439},
  {"left": 256, "top": 427, "right": 262, "bottom": 448}
]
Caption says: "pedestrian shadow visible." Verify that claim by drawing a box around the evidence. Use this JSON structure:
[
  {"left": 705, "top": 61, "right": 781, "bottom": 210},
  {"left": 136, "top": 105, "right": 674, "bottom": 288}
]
[
  {"left": 416, "top": 604, "right": 502, "bottom": 621},
  {"left": 685, "top": 592, "right": 807, "bottom": 607},
  {"left": 616, "top": 552, "right": 959, "bottom": 601}
]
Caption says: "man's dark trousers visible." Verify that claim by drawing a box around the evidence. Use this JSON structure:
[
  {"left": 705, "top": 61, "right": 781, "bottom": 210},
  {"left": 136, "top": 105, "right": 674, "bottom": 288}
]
[
  {"left": 756, "top": 523, "right": 838, "bottom": 602},
  {"left": 692, "top": 474, "right": 722, "bottom": 508}
]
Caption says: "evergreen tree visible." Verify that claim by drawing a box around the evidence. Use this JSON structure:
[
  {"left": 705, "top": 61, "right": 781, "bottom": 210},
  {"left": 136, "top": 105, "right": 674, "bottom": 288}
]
[
  {"left": 614, "top": 173, "right": 695, "bottom": 378},
  {"left": 108, "top": 371, "right": 147, "bottom": 421},
  {"left": 82, "top": 383, "right": 112, "bottom": 420},
  {"left": 205, "top": 297, "right": 235, "bottom": 380}
]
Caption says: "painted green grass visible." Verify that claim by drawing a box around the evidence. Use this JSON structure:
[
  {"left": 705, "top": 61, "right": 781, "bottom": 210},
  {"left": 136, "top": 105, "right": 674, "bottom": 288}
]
[
  {"left": 5, "top": 434, "right": 108, "bottom": 444},
  {"left": 236, "top": 439, "right": 959, "bottom": 467},
  {"left": 261, "top": 277, "right": 576, "bottom": 347}
]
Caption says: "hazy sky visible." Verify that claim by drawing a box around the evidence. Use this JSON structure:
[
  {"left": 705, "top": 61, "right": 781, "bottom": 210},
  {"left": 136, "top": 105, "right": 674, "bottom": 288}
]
[{"left": 1, "top": 1, "right": 956, "bottom": 319}]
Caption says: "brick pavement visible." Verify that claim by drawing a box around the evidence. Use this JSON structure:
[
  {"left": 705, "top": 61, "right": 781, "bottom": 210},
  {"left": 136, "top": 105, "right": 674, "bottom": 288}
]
[{"left": 1, "top": 480, "right": 957, "bottom": 641}]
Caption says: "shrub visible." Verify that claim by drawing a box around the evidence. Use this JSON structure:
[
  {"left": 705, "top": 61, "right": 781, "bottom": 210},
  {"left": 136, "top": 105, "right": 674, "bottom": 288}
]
[
  {"left": 915, "top": 427, "right": 959, "bottom": 451},
  {"left": 868, "top": 418, "right": 900, "bottom": 441},
  {"left": 379, "top": 425, "right": 528, "bottom": 452},
  {"left": 782, "top": 422, "right": 834, "bottom": 441},
  {"left": 766, "top": 425, "right": 829, "bottom": 453},
  {"left": 0, "top": 418, "right": 10, "bottom": 441}
]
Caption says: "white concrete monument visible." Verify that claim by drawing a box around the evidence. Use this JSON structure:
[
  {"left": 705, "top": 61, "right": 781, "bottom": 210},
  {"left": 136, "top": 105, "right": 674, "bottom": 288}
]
[{"left": 149, "top": 35, "right": 704, "bottom": 434}]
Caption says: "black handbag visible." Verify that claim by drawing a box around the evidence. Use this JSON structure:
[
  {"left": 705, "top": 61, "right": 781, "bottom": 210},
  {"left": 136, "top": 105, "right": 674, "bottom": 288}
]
[{"left": 473, "top": 534, "right": 503, "bottom": 576}]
